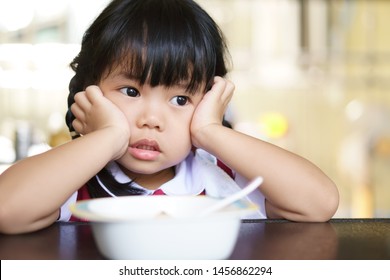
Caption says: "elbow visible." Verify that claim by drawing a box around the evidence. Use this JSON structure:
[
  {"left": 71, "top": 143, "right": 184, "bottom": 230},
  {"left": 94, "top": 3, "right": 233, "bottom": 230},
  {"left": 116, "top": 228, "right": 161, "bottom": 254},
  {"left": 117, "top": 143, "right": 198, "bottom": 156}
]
[
  {"left": 283, "top": 181, "right": 340, "bottom": 223},
  {"left": 307, "top": 201, "right": 338, "bottom": 222},
  {"left": 267, "top": 179, "right": 340, "bottom": 223},
  {"left": 0, "top": 202, "right": 57, "bottom": 234},
  {"left": 0, "top": 203, "right": 29, "bottom": 234},
  {"left": 0, "top": 204, "right": 19, "bottom": 234},
  {"left": 305, "top": 181, "right": 340, "bottom": 222}
]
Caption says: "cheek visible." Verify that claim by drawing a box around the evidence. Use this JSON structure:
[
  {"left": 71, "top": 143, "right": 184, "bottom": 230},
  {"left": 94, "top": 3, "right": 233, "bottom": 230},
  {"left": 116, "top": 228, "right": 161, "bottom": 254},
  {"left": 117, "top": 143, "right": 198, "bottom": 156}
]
[
  {"left": 169, "top": 112, "right": 193, "bottom": 143},
  {"left": 172, "top": 115, "right": 192, "bottom": 136},
  {"left": 105, "top": 94, "right": 133, "bottom": 117},
  {"left": 104, "top": 92, "right": 125, "bottom": 107}
]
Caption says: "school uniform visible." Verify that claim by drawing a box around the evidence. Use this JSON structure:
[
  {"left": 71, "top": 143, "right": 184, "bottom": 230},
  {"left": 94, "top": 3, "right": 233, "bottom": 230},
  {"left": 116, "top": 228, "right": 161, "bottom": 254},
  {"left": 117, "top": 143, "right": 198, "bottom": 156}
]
[{"left": 58, "top": 149, "right": 266, "bottom": 221}]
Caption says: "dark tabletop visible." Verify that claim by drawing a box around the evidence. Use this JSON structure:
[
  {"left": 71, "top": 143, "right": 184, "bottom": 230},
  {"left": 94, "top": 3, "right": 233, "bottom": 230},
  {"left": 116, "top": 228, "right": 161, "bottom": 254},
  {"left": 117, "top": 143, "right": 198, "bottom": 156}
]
[{"left": 1, "top": 219, "right": 390, "bottom": 260}]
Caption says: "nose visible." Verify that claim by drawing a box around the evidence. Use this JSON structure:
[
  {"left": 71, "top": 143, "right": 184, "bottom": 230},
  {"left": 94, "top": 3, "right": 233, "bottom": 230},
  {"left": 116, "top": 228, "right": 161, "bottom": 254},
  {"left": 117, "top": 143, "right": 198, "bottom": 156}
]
[{"left": 136, "top": 103, "right": 164, "bottom": 130}]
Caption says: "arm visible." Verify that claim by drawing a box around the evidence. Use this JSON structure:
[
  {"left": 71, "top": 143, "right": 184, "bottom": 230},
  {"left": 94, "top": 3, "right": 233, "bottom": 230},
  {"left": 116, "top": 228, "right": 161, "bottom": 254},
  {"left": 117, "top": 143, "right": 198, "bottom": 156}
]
[
  {"left": 0, "top": 86, "right": 129, "bottom": 234},
  {"left": 191, "top": 77, "right": 339, "bottom": 222}
]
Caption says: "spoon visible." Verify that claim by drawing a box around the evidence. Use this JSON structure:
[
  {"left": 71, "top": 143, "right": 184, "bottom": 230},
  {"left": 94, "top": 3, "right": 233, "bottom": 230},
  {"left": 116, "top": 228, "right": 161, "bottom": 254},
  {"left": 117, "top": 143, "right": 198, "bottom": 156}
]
[
  {"left": 197, "top": 176, "right": 263, "bottom": 217},
  {"left": 161, "top": 176, "right": 263, "bottom": 218}
]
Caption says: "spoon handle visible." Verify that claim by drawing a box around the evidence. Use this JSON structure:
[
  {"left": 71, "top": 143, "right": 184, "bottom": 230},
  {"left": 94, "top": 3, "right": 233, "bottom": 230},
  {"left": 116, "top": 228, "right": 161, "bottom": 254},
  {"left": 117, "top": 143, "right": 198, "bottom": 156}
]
[{"left": 199, "top": 176, "right": 264, "bottom": 216}]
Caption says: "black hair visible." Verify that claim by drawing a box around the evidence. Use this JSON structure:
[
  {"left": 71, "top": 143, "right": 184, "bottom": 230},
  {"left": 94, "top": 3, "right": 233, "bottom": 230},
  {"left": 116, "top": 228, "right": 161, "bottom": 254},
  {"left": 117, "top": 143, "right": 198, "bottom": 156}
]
[{"left": 65, "top": 0, "right": 231, "bottom": 197}]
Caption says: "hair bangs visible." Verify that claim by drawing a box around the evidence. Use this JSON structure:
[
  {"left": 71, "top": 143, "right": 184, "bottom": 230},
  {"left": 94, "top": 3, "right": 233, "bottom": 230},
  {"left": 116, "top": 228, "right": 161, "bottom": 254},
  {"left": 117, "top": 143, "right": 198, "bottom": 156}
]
[
  {"left": 106, "top": 1, "right": 219, "bottom": 94},
  {"left": 71, "top": 0, "right": 229, "bottom": 94}
]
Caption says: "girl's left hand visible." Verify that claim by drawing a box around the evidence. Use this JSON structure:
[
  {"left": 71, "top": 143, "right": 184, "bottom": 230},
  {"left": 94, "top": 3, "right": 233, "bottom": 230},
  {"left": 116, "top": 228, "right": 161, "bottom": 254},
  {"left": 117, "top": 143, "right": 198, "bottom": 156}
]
[{"left": 190, "top": 76, "right": 234, "bottom": 148}]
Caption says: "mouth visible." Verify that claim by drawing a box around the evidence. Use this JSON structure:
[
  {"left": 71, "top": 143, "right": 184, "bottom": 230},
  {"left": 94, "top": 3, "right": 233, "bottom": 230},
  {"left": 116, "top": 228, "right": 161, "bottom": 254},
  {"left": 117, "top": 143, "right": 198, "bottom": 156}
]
[
  {"left": 128, "top": 139, "right": 161, "bottom": 161},
  {"left": 131, "top": 139, "right": 160, "bottom": 152}
]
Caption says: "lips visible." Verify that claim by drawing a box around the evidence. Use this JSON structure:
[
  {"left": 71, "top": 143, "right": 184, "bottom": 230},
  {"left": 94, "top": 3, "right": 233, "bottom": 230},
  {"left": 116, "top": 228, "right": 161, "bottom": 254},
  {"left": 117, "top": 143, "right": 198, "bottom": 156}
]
[
  {"left": 131, "top": 139, "right": 160, "bottom": 152},
  {"left": 128, "top": 139, "right": 161, "bottom": 161}
]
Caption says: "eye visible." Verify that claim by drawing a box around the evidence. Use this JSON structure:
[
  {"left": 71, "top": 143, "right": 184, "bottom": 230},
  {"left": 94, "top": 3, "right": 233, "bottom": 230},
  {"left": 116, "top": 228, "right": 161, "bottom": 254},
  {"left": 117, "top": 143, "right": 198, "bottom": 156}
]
[
  {"left": 170, "top": 96, "right": 189, "bottom": 106},
  {"left": 119, "top": 87, "right": 140, "bottom": 97}
]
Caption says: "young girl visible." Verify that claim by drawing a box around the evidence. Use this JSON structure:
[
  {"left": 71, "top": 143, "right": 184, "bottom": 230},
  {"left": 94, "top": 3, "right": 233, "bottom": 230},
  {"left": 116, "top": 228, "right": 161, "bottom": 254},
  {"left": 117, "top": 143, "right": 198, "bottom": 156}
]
[{"left": 0, "top": 0, "right": 339, "bottom": 234}]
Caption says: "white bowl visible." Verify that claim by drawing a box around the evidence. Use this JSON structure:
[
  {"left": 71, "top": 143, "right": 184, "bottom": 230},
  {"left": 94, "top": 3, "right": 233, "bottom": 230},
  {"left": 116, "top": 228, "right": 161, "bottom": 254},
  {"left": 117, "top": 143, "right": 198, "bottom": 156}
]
[{"left": 70, "top": 195, "right": 258, "bottom": 260}]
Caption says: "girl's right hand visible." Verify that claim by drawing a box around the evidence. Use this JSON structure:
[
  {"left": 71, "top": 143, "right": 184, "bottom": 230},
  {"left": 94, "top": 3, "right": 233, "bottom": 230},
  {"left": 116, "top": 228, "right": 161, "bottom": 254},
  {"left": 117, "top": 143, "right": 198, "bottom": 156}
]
[{"left": 70, "top": 85, "right": 130, "bottom": 160}]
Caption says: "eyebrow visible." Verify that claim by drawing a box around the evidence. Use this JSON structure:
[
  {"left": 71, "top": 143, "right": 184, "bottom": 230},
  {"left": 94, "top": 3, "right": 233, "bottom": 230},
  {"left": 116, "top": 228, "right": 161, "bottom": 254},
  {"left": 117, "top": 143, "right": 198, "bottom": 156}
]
[
  {"left": 115, "top": 71, "right": 138, "bottom": 81},
  {"left": 105, "top": 71, "right": 140, "bottom": 84},
  {"left": 113, "top": 71, "right": 192, "bottom": 90}
]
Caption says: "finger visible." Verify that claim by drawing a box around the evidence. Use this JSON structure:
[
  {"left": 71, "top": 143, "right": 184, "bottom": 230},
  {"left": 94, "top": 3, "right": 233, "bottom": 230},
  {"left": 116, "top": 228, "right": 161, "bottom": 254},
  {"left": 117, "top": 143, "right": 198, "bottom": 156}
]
[
  {"left": 73, "top": 91, "right": 92, "bottom": 112},
  {"left": 85, "top": 85, "right": 104, "bottom": 105},
  {"left": 72, "top": 118, "right": 84, "bottom": 135},
  {"left": 208, "top": 76, "right": 227, "bottom": 94},
  {"left": 70, "top": 103, "right": 86, "bottom": 122},
  {"left": 224, "top": 79, "right": 235, "bottom": 94},
  {"left": 209, "top": 77, "right": 234, "bottom": 105},
  {"left": 222, "top": 79, "right": 235, "bottom": 104},
  {"left": 70, "top": 102, "right": 87, "bottom": 135}
]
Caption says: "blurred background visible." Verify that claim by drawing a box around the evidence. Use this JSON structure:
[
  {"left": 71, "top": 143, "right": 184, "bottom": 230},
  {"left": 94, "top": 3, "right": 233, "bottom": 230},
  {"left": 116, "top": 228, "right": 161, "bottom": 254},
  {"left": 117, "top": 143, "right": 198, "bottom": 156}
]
[{"left": 1, "top": 0, "right": 389, "bottom": 218}]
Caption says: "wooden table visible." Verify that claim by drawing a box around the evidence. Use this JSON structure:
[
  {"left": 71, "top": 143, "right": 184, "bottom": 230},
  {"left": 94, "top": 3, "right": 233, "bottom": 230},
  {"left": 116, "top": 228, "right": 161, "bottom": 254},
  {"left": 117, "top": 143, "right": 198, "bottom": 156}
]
[{"left": 1, "top": 219, "right": 390, "bottom": 259}]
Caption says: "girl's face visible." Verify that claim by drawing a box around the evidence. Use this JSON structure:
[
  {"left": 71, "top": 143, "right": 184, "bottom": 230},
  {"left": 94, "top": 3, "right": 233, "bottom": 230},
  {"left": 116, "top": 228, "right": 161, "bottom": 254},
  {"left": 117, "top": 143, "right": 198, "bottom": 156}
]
[{"left": 98, "top": 67, "right": 204, "bottom": 182}]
